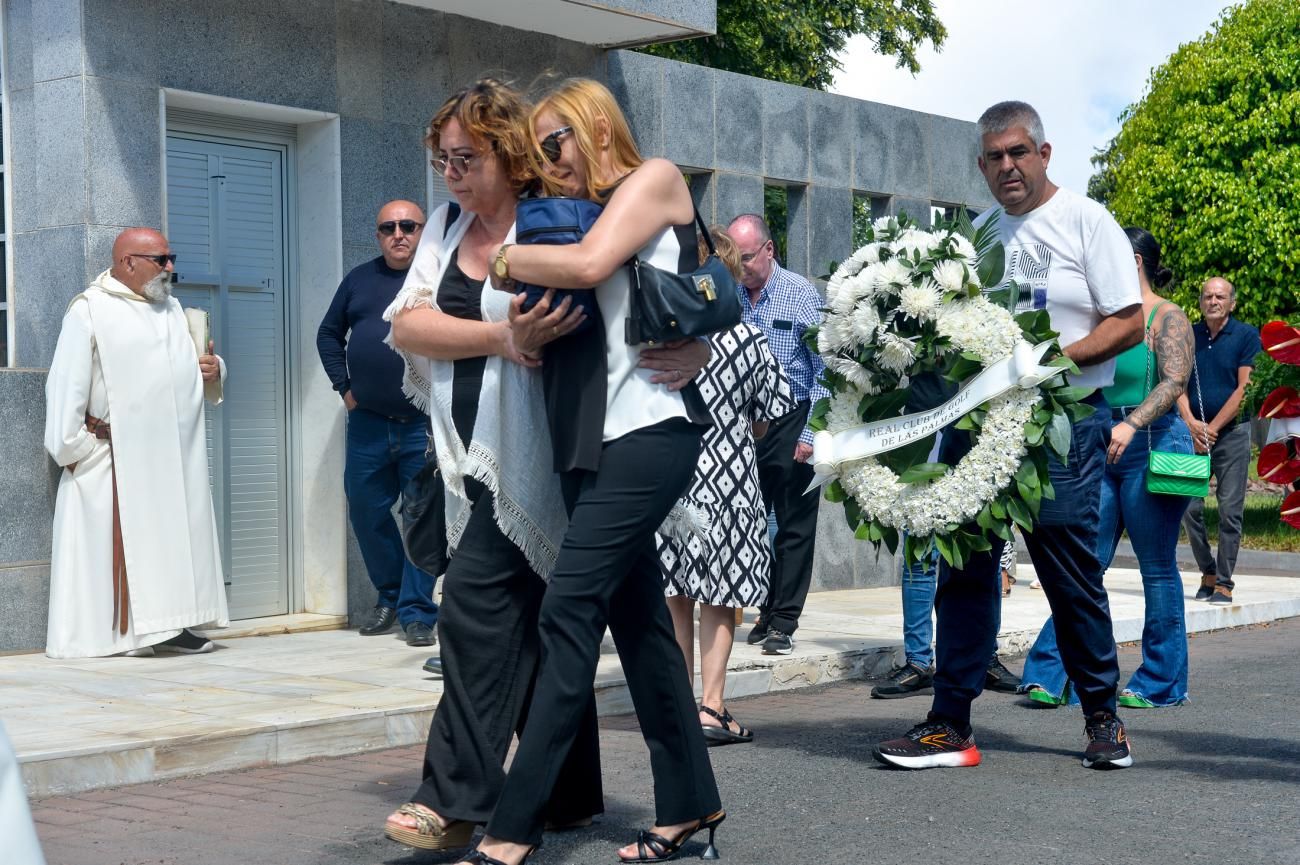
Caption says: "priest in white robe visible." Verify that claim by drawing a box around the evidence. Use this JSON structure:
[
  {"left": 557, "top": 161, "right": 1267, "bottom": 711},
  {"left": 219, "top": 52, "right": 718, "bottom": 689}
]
[{"left": 44, "top": 228, "right": 230, "bottom": 659}]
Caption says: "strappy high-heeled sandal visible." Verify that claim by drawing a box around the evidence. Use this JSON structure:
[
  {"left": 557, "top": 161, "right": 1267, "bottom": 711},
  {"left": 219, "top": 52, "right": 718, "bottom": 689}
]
[
  {"left": 459, "top": 845, "right": 539, "bottom": 865},
  {"left": 620, "top": 810, "right": 726, "bottom": 862},
  {"left": 699, "top": 705, "right": 753, "bottom": 746},
  {"left": 384, "top": 802, "right": 474, "bottom": 850}
]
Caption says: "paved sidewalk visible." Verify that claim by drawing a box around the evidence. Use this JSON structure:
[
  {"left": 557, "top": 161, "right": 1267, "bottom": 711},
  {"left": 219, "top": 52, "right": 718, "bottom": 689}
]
[
  {"left": 4, "top": 566, "right": 1299, "bottom": 798},
  {"left": 28, "top": 620, "right": 1300, "bottom": 865}
]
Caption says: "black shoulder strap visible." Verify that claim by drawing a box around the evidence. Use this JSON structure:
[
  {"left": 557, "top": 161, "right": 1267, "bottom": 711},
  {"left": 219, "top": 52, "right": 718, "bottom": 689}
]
[{"left": 443, "top": 202, "right": 461, "bottom": 238}]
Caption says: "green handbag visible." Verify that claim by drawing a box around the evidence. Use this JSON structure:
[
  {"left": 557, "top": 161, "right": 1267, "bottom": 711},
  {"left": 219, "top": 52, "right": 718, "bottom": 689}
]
[{"left": 1138, "top": 326, "right": 1211, "bottom": 497}]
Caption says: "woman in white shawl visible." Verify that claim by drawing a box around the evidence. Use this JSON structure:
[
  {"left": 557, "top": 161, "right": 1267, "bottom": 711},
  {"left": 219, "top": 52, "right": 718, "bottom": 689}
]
[{"left": 379, "top": 79, "right": 600, "bottom": 852}]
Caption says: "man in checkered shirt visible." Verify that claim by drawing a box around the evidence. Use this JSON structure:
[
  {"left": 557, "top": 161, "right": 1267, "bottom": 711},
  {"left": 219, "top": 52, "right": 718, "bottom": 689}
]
[{"left": 727, "top": 214, "right": 829, "bottom": 656}]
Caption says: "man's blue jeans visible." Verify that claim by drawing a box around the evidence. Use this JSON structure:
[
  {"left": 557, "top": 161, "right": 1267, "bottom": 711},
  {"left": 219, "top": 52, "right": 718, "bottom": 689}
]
[
  {"left": 1020, "top": 411, "right": 1192, "bottom": 706},
  {"left": 344, "top": 408, "right": 438, "bottom": 629},
  {"left": 931, "top": 393, "right": 1118, "bottom": 726},
  {"left": 902, "top": 544, "right": 1001, "bottom": 669}
]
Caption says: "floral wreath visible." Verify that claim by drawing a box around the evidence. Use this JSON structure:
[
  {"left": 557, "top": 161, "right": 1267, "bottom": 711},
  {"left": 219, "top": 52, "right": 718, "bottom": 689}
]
[{"left": 808, "top": 214, "right": 1093, "bottom": 567}]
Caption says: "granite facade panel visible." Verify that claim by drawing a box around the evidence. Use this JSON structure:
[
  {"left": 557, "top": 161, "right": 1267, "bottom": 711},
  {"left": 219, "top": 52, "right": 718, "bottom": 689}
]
[
  {"left": 156, "top": 0, "right": 338, "bottom": 112},
  {"left": 891, "top": 196, "right": 934, "bottom": 229},
  {"left": 712, "top": 172, "right": 764, "bottom": 227},
  {"left": 86, "top": 78, "right": 165, "bottom": 230},
  {"left": 83, "top": 0, "right": 162, "bottom": 86},
  {"left": 784, "top": 185, "right": 810, "bottom": 278},
  {"left": 929, "top": 113, "right": 985, "bottom": 207},
  {"left": 335, "top": 0, "right": 385, "bottom": 121},
  {"left": 810, "top": 91, "right": 853, "bottom": 187},
  {"left": 2, "top": 0, "right": 35, "bottom": 93},
  {"left": 661, "top": 61, "right": 713, "bottom": 170},
  {"left": 0, "top": 563, "right": 52, "bottom": 653},
  {"left": 0, "top": 371, "right": 58, "bottom": 566},
  {"left": 762, "top": 85, "right": 808, "bottom": 183},
  {"left": 340, "top": 118, "right": 428, "bottom": 250},
  {"left": 31, "top": 0, "right": 81, "bottom": 83},
  {"left": 712, "top": 70, "right": 763, "bottom": 175},
  {"left": 12, "top": 226, "right": 88, "bottom": 370},
  {"left": 28, "top": 77, "right": 89, "bottom": 230},
  {"left": 854, "top": 101, "right": 930, "bottom": 199},
  {"left": 808, "top": 185, "right": 852, "bottom": 281},
  {"left": 381, "top": 5, "right": 451, "bottom": 126},
  {"left": 606, "top": 50, "right": 662, "bottom": 158},
  {"left": 595, "top": 0, "right": 714, "bottom": 33}
]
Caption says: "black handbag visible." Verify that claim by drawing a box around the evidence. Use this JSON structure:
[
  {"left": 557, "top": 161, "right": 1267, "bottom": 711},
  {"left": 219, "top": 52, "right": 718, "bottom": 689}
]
[
  {"left": 400, "top": 441, "right": 448, "bottom": 578},
  {"left": 624, "top": 210, "right": 742, "bottom": 346},
  {"left": 514, "top": 196, "right": 603, "bottom": 335}
]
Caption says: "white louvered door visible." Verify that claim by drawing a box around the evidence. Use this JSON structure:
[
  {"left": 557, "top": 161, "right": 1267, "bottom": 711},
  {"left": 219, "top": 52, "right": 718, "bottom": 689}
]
[{"left": 166, "top": 135, "right": 290, "bottom": 620}]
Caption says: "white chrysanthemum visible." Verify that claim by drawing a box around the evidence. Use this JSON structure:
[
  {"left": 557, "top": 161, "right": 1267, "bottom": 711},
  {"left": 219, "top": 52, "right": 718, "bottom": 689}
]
[
  {"left": 826, "top": 356, "right": 877, "bottom": 392},
  {"left": 876, "top": 332, "right": 917, "bottom": 375},
  {"left": 892, "top": 229, "right": 939, "bottom": 260},
  {"left": 851, "top": 301, "right": 881, "bottom": 342},
  {"left": 825, "top": 387, "right": 871, "bottom": 433},
  {"left": 936, "top": 295, "right": 1020, "bottom": 362},
  {"left": 931, "top": 259, "right": 969, "bottom": 294},
  {"left": 897, "top": 280, "right": 943, "bottom": 321},
  {"left": 951, "top": 233, "right": 978, "bottom": 266},
  {"left": 872, "top": 216, "right": 898, "bottom": 235},
  {"left": 817, "top": 315, "right": 853, "bottom": 354},
  {"left": 873, "top": 258, "right": 912, "bottom": 296},
  {"left": 849, "top": 242, "right": 884, "bottom": 269}
]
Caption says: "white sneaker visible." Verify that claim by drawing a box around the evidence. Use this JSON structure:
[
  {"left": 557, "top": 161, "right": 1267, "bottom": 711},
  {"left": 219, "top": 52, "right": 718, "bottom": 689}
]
[{"left": 120, "top": 647, "right": 155, "bottom": 658}]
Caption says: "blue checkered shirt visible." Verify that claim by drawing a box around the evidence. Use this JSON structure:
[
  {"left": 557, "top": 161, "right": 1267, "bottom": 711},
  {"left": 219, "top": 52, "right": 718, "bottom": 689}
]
[{"left": 737, "top": 263, "right": 829, "bottom": 446}]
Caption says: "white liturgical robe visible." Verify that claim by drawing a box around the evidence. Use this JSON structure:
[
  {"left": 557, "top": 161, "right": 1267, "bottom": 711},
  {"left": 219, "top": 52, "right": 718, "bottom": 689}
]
[{"left": 43, "top": 271, "right": 230, "bottom": 658}]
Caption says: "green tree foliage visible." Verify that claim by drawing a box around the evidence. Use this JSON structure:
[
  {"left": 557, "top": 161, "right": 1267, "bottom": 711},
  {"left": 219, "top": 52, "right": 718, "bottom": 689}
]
[
  {"left": 641, "top": 0, "right": 946, "bottom": 90},
  {"left": 1101, "top": 0, "right": 1300, "bottom": 333}
]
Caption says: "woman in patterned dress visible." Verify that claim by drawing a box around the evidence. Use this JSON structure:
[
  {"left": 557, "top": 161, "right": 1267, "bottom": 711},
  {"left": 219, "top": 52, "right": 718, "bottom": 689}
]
[{"left": 659, "top": 226, "right": 794, "bottom": 746}]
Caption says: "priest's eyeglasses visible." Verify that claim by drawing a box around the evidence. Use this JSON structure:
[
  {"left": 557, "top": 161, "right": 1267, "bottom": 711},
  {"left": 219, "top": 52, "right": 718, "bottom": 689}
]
[
  {"left": 377, "top": 220, "right": 424, "bottom": 236},
  {"left": 127, "top": 253, "right": 177, "bottom": 267}
]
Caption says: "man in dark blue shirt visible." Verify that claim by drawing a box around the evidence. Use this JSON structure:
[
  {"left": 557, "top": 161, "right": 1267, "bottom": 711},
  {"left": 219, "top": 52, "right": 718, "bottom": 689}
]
[
  {"left": 317, "top": 200, "right": 438, "bottom": 645},
  {"left": 1179, "top": 277, "right": 1261, "bottom": 605}
]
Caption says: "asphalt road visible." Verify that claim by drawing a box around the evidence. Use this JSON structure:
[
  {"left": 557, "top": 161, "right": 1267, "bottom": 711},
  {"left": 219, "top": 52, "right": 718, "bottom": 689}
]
[{"left": 34, "top": 619, "right": 1300, "bottom": 865}]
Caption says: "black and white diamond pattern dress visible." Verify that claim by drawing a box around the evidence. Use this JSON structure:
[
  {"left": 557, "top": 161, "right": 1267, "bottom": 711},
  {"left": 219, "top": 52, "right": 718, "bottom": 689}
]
[{"left": 659, "top": 324, "right": 794, "bottom": 607}]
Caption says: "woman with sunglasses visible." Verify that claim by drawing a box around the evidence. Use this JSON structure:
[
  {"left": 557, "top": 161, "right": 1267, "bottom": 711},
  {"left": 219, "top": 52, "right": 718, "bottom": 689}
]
[
  {"left": 463, "top": 78, "right": 724, "bottom": 865},
  {"left": 380, "top": 78, "right": 604, "bottom": 852}
]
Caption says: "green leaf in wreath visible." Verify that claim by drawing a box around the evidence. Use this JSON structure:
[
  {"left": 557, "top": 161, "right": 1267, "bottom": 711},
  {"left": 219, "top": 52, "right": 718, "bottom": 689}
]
[
  {"left": 934, "top": 532, "right": 955, "bottom": 566},
  {"left": 854, "top": 522, "right": 873, "bottom": 541},
  {"left": 989, "top": 498, "right": 1007, "bottom": 520},
  {"left": 898, "top": 462, "right": 949, "bottom": 484},
  {"left": 1040, "top": 477, "right": 1056, "bottom": 501},
  {"left": 960, "top": 529, "right": 992, "bottom": 553},
  {"left": 976, "top": 504, "right": 997, "bottom": 532},
  {"left": 1015, "top": 309, "right": 1052, "bottom": 337},
  {"left": 989, "top": 519, "right": 1013, "bottom": 541},
  {"left": 1024, "top": 421, "right": 1045, "bottom": 445},
  {"left": 1045, "top": 354, "right": 1081, "bottom": 374},
  {"left": 1006, "top": 496, "right": 1033, "bottom": 532},
  {"left": 842, "top": 497, "right": 862, "bottom": 532},
  {"left": 825, "top": 480, "right": 847, "bottom": 503},
  {"left": 1046, "top": 411, "right": 1072, "bottom": 461},
  {"left": 1064, "top": 401, "right": 1096, "bottom": 422},
  {"left": 858, "top": 389, "right": 910, "bottom": 423},
  {"left": 973, "top": 213, "right": 1005, "bottom": 289},
  {"left": 881, "top": 526, "right": 899, "bottom": 555},
  {"left": 1016, "top": 478, "right": 1042, "bottom": 515},
  {"left": 1052, "top": 386, "right": 1096, "bottom": 404},
  {"left": 1015, "top": 459, "right": 1038, "bottom": 488},
  {"left": 878, "top": 433, "right": 938, "bottom": 476}
]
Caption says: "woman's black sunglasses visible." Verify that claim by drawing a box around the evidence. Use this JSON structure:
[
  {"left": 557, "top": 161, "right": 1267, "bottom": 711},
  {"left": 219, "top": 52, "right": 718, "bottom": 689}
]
[{"left": 539, "top": 126, "right": 573, "bottom": 163}]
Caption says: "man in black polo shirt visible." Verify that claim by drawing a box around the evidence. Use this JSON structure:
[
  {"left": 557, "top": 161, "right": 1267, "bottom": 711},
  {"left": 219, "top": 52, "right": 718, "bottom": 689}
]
[
  {"left": 317, "top": 200, "right": 438, "bottom": 645},
  {"left": 1179, "top": 277, "right": 1261, "bottom": 605}
]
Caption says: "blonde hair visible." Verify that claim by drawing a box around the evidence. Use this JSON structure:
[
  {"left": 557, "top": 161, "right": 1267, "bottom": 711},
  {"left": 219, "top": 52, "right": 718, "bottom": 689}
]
[
  {"left": 699, "top": 225, "right": 742, "bottom": 281},
  {"left": 528, "top": 78, "right": 643, "bottom": 201},
  {"left": 426, "top": 78, "right": 535, "bottom": 194}
]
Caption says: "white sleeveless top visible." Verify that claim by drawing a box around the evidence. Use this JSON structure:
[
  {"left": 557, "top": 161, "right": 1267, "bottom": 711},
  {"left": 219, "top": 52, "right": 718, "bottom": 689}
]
[{"left": 597, "top": 222, "right": 697, "bottom": 441}]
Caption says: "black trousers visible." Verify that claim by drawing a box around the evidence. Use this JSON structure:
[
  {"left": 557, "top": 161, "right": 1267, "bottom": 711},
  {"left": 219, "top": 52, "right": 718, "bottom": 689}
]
[
  {"left": 411, "top": 488, "right": 603, "bottom": 825},
  {"left": 487, "top": 419, "right": 721, "bottom": 845},
  {"left": 754, "top": 401, "right": 819, "bottom": 634}
]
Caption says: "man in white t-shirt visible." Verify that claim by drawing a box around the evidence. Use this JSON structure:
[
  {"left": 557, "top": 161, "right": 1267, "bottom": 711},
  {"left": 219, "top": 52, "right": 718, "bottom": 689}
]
[{"left": 874, "top": 101, "right": 1143, "bottom": 772}]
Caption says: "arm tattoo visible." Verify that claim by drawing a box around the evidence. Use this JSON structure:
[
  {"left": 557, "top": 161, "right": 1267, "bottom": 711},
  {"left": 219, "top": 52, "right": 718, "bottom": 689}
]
[{"left": 1125, "top": 307, "right": 1194, "bottom": 430}]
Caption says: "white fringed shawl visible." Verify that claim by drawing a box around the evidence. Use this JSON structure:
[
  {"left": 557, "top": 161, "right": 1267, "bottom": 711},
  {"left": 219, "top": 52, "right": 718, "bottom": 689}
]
[{"left": 383, "top": 203, "right": 566, "bottom": 578}]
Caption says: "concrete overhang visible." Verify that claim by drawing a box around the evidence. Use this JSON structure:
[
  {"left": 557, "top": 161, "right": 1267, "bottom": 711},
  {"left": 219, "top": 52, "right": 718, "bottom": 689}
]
[{"left": 392, "top": 0, "right": 714, "bottom": 48}]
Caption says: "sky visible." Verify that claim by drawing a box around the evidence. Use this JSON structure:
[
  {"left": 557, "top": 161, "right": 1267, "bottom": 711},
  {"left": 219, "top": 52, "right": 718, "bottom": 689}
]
[{"left": 831, "top": 0, "right": 1238, "bottom": 197}]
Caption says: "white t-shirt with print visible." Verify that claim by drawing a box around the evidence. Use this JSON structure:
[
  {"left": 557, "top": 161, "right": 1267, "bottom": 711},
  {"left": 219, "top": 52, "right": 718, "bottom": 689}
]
[{"left": 974, "top": 187, "right": 1141, "bottom": 390}]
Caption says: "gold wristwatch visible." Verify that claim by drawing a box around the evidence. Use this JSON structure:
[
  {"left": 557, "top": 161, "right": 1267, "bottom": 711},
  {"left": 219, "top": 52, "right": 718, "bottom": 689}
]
[{"left": 492, "top": 244, "right": 514, "bottom": 282}]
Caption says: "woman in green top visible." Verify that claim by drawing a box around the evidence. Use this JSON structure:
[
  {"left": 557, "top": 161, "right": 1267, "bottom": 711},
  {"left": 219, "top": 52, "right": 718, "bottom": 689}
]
[{"left": 1020, "top": 227, "right": 1197, "bottom": 709}]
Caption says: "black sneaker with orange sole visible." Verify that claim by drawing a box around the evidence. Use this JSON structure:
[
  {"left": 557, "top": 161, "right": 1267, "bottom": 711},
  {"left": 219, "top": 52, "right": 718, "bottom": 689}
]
[
  {"left": 1082, "top": 710, "right": 1133, "bottom": 769},
  {"left": 873, "top": 712, "right": 981, "bottom": 769}
]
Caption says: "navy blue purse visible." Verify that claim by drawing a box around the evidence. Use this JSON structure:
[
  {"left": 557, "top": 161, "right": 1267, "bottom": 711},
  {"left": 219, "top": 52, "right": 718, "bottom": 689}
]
[{"left": 514, "top": 196, "right": 603, "bottom": 335}]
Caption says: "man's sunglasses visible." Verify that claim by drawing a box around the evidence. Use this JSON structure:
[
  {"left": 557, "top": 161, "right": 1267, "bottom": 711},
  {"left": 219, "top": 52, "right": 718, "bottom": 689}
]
[
  {"left": 127, "top": 253, "right": 177, "bottom": 267},
  {"left": 539, "top": 126, "right": 573, "bottom": 164},
  {"left": 377, "top": 220, "right": 424, "bottom": 236}
]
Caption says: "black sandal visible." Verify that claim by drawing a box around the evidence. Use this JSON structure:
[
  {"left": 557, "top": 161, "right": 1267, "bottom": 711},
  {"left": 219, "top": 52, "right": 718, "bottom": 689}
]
[
  {"left": 699, "top": 705, "right": 753, "bottom": 746},
  {"left": 620, "top": 811, "right": 726, "bottom": 862},
  {"left": 459, "top": 846, "right": 538, "bottom": 865}
]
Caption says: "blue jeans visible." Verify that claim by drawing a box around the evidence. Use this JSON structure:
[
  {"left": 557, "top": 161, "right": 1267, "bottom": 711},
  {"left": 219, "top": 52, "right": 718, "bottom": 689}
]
[
  {"left": 1021, "top": 411, "right": 1192, "bottom": 705},
  {"left": 902, "top": 543, "right": 1002, "bottom": 669},
  {"left": 344, "top": 408, "right": 438, "bottom": 628},
  {"left": 932, "top": 393, "right": 1117, "bottom": 726}
]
